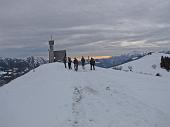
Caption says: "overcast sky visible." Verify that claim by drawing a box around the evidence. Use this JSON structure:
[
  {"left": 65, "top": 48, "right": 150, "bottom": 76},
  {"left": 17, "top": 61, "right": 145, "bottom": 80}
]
[{"left": 0, "top": 0, "right": 170, "bottom": 57}]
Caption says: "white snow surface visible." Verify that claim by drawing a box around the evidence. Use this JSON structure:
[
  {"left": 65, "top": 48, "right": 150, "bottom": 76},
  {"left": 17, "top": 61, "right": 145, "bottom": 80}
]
[
  {"left": 0, "top": 71, "right": 7, "bottom": 75},
  {"left": 119, "top": 53, "right": 170, "bottom": 77},
  {"left": 0, "top": 57, "right": 170, "bottom": 127}
]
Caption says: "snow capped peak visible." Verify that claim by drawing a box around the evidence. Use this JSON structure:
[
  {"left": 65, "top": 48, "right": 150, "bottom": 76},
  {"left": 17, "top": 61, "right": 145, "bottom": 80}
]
[
  {"left": 0, "top": 59, "right": 170, "bottom": 127},
  {"left": 126, "top": 50, "right": 146, "bottom": 56}
]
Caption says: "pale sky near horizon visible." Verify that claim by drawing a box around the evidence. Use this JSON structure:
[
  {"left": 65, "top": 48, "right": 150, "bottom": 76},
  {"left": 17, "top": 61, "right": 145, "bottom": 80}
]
[{"left": 0, "top": 0, "right": 170, "bottom": 57}]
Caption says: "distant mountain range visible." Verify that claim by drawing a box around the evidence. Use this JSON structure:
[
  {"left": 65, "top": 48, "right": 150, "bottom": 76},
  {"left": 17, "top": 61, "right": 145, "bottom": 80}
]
[
  {"left": 159, "top": 50, "right": 170, "bottom": 54},
  {"left": 1, "top": 51, "right": 168, "bottom": 86},
  {"left": 0, "top": 56, "right": 48, "bottom": 86},
  {"left": 95, "top": 51, "right": 148, "bottom": 68}
]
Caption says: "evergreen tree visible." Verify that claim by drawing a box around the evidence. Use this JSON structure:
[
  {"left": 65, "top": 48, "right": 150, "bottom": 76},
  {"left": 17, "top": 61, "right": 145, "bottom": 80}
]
[{"left": 160, "top": 56, "right": 170, "bottom": 71}]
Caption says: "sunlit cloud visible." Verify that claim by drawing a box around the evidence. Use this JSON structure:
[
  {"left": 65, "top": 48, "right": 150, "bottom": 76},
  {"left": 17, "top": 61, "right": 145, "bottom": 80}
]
[{"left": 121, "top": 41, "right": 145, "bottom": 47}]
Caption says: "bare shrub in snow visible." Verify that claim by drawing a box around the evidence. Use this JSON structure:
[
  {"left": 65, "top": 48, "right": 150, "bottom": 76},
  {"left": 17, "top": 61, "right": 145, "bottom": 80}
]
[
  {"left": 128, "top": 66, "right": 133, "bottom": 71},
  {"left": 152, "top": 64, "right": 157, "bottom": 69}
]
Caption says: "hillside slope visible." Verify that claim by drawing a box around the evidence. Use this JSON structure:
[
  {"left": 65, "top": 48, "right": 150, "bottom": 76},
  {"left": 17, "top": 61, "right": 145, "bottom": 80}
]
[
  {"left": 0, "top": 62, "right": 170, "bottom": 127},
  {"left": 117, "top": 53, "right": 170, "bottom": 77}
]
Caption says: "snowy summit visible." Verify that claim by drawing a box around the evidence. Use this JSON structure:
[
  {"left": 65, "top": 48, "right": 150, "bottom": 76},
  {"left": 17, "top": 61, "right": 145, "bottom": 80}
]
[{"left": 0, "top": 53, "right": 170, "bottom": 127}]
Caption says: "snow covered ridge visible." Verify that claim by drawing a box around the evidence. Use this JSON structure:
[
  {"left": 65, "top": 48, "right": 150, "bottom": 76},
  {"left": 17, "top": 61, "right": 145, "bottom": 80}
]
[
  {"left": 96, "top": 51, "right": 146, "bottom": 68},
  {"left": 0, "top": 51, "right": 146, "bottom": 86},
  {"left": 0, "top": 62, "right": 170, "bottom": 127},
  {"left": 115, "top": 53, "right": 170, "bottom": 77},
  {"left": 0, "top": 56, "right": 48, "bottom": 68},
  {"left": 0, "top": 56, "right": 48, "bottom": 86}
]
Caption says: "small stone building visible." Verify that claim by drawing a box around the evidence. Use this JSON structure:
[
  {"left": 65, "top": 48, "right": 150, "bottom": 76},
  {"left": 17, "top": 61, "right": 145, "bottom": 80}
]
[{"left": 48, "top": 38, "right": 66, "bottom": 63}]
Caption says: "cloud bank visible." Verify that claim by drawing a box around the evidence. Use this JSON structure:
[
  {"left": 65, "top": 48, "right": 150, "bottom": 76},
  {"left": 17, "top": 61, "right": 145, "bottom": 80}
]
[{"left": 0, "top": 0, "right": 170, "bottom": 57}]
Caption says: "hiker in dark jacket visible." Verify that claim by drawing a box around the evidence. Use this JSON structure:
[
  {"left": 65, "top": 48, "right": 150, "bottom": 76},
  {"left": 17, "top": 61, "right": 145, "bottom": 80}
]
[
  {"left": 73, "top": 58, "right": 79, "bottom": 71},
  {"left": 90, "top": 57, "right": 95, "bottom": 70},
  {"left": 81, "top": 56, "right": 85, "bottom": 70},
  {"left": 63, "top": 56, "right": 67, "bottom": 68},
  {"left": 68, "top": 57, "right": 72, "bottom": 70}
]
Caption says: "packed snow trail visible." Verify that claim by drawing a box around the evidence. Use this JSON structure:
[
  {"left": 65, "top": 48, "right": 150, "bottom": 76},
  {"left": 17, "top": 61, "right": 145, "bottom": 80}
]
[{"left": 0, "top": 61, "right": 170, "bottom": 127}]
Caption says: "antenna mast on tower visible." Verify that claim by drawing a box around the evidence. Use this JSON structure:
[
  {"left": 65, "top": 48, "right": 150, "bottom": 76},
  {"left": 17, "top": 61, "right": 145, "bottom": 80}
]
[{"left": 51, "top": 35, "right": 53, "bottom": 41}]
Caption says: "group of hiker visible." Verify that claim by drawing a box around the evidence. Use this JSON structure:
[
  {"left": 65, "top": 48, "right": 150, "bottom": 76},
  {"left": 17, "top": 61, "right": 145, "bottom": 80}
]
[{"left": 63, "top": 56, "right": 95, "bottom": 71}]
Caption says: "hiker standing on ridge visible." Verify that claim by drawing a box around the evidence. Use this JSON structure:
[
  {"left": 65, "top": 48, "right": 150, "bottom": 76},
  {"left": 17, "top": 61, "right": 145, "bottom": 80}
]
[
  {"left": 68, "top": 57, "right": 72, "bottom": 70},
  {"left": 73, "top": 58, "right": 79, "bottom": 71},
  {"left": 90, "top": 57, "right": 95, "bottom": 70},
  {"left": 81, "top": 56, "right": 85, "bottom": 70},
  {"left": 63, "top": 56, "right": 67, "bottom": 68}
]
